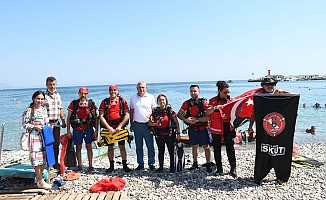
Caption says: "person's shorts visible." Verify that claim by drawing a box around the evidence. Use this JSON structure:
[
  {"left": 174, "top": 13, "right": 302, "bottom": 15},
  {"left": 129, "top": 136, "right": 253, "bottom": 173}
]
[
  {"left": 188, "top": 127, "right": 210, "bottom": 145},
  {"left": 73, "top": 128, "right": 94, "bottom": 145},
  {"left": 108, "top": 140, "right": 125, "bottom": 146}
]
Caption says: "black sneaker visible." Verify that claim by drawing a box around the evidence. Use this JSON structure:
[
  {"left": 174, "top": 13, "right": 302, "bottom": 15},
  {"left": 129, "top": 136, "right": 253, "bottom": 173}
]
[
  {"left": 149, "top": 165, "right": 156, "bottom": 170},
  {"left": 88, "top": 167, "right": 96, "bottom": 172},
  {"left": 106, "top": 167, "right": 114, "bottom": 173},
  {"left": 155, "top": 167, "right": 163, "bottom": 173},
  {"left": 135, "top": 165, "right": 144, "bottom": 170},
  {"left": 215, "top": 168, "right": 223, "bottom": 176},
  {"left": 187, "top": 162, "right": 199, "bottom": 170},
  {"left": 73, "top": 166, "right": 82, "bottom": 172},
  {"left": 123, "top": 165, "right": 132, "bottom": 172},
  {"left": 202, "top": 162, "right": 215, "bottom": 167},
  {"left": 230, "top": 168, "right": 237, "bottom": 178}
]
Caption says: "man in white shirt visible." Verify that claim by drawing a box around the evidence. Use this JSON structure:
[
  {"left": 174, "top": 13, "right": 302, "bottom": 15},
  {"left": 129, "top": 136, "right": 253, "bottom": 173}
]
[{"left": 130, "top": 81, "right": 156, "bottom": 170}]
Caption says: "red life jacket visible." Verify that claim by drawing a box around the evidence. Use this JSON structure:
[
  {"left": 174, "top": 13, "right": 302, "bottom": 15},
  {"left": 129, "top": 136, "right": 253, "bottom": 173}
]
[{"left": 209, "top": 95, "right": 230, "bottom": 135}]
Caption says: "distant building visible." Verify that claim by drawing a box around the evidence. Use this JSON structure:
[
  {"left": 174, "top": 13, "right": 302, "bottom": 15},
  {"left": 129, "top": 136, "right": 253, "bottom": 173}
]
[{"left": 248, "top": 69, "right": 326, "bottom": 82}]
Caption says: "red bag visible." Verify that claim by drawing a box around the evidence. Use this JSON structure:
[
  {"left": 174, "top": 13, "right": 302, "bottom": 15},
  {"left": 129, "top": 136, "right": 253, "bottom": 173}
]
[{"left": 90, "top": 178, "right": 126, "bottom": 193}]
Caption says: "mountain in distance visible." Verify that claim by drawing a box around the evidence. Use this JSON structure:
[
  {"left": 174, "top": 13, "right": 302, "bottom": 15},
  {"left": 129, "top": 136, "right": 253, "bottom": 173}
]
[{"left": 0, "top": 82, "right": 14, "bottom": 89}]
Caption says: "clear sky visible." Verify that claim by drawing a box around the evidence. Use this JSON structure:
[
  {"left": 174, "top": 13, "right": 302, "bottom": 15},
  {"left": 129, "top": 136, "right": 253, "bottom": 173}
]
[{"left": 1, "top": 1, "right": 325, "bottom": 88}]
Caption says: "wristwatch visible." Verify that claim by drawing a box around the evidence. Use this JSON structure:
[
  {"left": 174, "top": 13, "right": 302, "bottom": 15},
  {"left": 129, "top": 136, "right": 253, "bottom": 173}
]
[{"left": 196, "top": 118, "right": 199, "bottom": 123}]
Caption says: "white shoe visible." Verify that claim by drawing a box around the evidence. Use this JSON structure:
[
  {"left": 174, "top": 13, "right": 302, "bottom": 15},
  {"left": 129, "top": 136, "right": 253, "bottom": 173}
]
[
  {"left": 34, "top": 177, "right": 37, "bottom": 183},
  {"left": 37, "top": 179, "right": 51, "bottom": 190}
]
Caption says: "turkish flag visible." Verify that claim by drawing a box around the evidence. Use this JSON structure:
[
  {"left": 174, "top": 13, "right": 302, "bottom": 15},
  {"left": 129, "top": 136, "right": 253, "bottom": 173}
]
[{"left": 222, "top": 88, "right": 264, "bottom": 129}]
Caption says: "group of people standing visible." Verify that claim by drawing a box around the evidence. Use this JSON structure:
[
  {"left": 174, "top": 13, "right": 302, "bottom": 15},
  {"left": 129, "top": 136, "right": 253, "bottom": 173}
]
[
  {"left": 125, "top": 81, "right": 238, "bottom": 177},
  {"left": 22, "top": 76, "right": 295, "bottom": 189}
]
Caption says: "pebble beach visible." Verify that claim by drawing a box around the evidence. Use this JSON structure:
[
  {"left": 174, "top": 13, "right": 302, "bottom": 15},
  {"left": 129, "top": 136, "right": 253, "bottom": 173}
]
[{"left": 0, "top": 143, "right": 325, "bottom": 200}]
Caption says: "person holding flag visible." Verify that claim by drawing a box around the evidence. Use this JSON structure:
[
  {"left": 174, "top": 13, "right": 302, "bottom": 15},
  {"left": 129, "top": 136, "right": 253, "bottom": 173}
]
[
  {"left": 203, "top": 81, "right": 272, "bottom": 179},
  {"left": 215, "top": 77, "right": 297, "bottom": 185},
  {"left": 247, "top": 77, "right": 294, "bottom": 135},
  {"left": 246, "top": 77, "right": 297, "bottom": 185},
  {"left": 204, "top": 81, "right": 237, "bottom": 178}
]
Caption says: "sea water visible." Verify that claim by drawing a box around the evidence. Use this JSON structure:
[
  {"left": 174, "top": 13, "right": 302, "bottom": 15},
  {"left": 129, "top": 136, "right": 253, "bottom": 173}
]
[{"left": 0, "top": 80, "right": 325, "bottom": 151}]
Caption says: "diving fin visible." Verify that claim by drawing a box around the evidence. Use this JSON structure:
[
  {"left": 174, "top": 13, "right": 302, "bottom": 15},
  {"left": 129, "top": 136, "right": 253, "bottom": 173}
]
[
  {"left": 98, "top": 129, "right": 131, "bottom": 147},
  {"left": 174, "top": 142, "right": 185, "bottom": 171}
]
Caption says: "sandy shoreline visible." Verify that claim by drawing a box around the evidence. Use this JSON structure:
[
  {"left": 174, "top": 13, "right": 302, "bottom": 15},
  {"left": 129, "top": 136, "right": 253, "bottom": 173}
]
[{"left": 0, "top": 143, "right": 325, "bottom": 199}]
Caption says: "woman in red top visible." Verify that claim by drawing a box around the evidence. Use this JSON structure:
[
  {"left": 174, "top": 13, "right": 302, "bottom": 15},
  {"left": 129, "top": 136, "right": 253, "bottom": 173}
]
[
  {"left": 206, "top": 81, "right": 237, "bottom": 178},
  {"left": 148, "top": 94, "right": 181, "bottom": 173}
]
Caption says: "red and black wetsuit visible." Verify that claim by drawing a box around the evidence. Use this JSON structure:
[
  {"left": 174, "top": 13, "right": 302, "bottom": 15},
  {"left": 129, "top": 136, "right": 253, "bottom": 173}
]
[{"left": 209, "top": 94, "right": 236, "bottom": 172}]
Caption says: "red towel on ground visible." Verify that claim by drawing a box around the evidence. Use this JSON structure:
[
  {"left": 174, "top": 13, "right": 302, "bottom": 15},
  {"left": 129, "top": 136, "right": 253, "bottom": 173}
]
[{"left": 90, "top": 177, "right": 126, "bottom": 193}]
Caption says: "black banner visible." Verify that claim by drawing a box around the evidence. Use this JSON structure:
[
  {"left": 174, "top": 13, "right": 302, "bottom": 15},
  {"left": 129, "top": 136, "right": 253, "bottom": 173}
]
[{"left": 253, "top": 94, "right": 300, "bottom": 183}]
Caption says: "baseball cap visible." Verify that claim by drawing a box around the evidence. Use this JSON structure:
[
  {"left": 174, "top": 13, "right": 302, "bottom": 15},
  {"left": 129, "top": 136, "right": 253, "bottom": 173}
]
[
  {"left": 109, "top": 85, "right": 118, "bottom": 91},
  {"left": 78, "top": 87, "right": 89, "bottom": 93}
]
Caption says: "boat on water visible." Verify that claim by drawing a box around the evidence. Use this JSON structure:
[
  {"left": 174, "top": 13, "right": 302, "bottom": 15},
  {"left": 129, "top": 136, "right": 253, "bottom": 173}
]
[
  {"left": 227, "top": 80, "right": 233, "bottom": 83},
  {"left": 248, "top": 78, "right": 263, "bottom": 82},
  {"left": 284, "top": 76, "right": 297, "bottom": 81}
]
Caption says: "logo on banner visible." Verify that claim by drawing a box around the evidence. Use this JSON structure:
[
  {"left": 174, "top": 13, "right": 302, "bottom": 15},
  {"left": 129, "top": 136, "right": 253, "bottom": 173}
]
[
  {"left": 261, "top": 143, "right": 286, "bottom": 156},
  {"left": 263, "top": 112, "right": 286, "bottom": 137}
]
